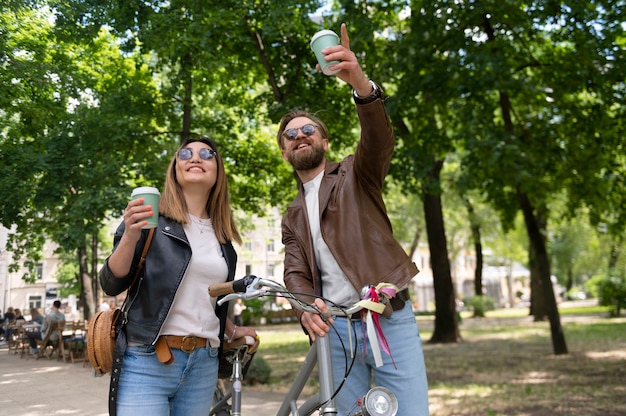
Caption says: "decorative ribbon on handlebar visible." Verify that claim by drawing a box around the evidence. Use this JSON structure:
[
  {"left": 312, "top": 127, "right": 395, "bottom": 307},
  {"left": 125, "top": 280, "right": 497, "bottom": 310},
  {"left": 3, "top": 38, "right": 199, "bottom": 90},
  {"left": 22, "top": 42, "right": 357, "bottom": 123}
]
[{"left": 355, "top": 283, "right": 399, "bottom": 369}]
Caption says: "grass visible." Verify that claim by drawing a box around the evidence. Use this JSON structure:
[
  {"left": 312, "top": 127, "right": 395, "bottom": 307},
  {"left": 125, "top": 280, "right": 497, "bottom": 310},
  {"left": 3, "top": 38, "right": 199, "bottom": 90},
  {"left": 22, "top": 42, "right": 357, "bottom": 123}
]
[{"left": 253, "top": 304, "right": 626, "bottom": 415}]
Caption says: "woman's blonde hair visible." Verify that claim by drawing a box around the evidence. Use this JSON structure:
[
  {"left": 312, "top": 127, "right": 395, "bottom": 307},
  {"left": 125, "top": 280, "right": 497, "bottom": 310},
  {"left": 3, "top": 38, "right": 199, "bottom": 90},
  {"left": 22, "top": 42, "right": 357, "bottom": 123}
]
[{"left": 160, "top": 136, "right": 241, "bottom": 244}]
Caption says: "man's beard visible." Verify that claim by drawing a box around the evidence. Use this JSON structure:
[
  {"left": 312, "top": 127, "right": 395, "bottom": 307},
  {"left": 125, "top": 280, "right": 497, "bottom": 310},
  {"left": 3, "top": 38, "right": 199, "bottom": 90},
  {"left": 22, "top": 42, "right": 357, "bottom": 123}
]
[{"left": 286, "top": 143, "right": 325, "bottom": 171}]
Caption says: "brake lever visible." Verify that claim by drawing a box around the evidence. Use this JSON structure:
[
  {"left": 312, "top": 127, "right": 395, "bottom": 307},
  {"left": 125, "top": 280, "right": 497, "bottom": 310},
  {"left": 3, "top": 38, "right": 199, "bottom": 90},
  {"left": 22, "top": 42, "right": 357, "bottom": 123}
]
[{"left": 217, "top": 293, "right": 241, "bottom": 305}]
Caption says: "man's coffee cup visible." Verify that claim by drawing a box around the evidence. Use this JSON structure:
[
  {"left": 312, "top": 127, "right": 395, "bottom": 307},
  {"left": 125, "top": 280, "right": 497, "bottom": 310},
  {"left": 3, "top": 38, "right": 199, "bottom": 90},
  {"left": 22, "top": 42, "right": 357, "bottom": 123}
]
[
  {"left": 131, "top": 187, "right": 160, "bottom": 229},
  {"left": 310, "top": 30, "right": 341, "bottom": 76}
]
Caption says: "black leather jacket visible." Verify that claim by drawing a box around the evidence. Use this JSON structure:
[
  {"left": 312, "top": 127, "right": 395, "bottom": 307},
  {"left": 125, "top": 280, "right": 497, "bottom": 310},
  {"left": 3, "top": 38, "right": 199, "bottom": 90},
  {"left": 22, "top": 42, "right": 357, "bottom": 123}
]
[{"left": 99, "top": 215, "right": 237, "bottom": 347}]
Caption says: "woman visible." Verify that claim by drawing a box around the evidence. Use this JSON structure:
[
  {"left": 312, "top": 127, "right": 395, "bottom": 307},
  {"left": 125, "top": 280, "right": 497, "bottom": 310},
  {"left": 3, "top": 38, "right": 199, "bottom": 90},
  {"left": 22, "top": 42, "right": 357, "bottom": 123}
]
[
  {"left": 13, "top": 309, "right": 25, "bottom": 323},
  {"left": 100, "top": 137, "right": 258, "bottom": 416},
  {"left": 30, "top": 307, "right": 44, "bottom": 325}
]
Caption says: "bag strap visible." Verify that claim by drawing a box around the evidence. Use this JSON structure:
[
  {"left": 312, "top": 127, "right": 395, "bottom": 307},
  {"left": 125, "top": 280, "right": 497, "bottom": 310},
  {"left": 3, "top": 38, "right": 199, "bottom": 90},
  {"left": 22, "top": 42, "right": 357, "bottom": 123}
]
[
  {"left": 131, "top": 228, "right": 155, "bottom": 287},
  {"left": 109, "top": 228, "right": 155, "bottom": 416},
  {"left": 119, "top": 228, "right": 155, "bottom": 319}
]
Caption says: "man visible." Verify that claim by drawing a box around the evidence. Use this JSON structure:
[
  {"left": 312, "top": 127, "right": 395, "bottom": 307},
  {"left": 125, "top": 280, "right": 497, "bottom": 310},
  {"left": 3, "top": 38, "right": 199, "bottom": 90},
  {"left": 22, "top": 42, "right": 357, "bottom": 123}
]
[
  {"left": 276, "top": 23, "right": 429, "bottom": 416},
  {"left": 27, "top": 300, "right": 66, "bottom": 355}
]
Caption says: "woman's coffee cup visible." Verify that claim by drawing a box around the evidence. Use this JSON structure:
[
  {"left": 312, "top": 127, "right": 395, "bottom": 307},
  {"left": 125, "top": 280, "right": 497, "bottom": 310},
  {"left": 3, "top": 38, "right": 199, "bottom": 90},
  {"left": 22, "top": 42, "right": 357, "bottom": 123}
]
[{"left": 131, "top": 186, "right": 160, "bottom": 229}]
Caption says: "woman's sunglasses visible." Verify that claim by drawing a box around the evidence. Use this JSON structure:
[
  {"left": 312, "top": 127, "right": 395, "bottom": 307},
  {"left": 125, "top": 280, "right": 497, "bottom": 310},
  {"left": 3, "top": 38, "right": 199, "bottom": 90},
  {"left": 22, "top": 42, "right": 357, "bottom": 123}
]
[
  {"left": 177, "top": 148, "right": 216, "bottom": 161},
  {"left": 282, "top": 124, "right": 318, "bottom": 141}
]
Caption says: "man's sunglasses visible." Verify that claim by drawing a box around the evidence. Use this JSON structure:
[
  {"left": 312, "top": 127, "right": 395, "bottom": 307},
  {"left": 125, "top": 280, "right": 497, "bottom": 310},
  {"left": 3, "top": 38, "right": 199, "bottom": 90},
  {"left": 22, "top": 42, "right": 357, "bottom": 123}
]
[
  {"left": 282, "top": 124, "right": 318, "bottom": 141},
  {"left": 177, "top": 148, "right": 217, "bottom": 161}
]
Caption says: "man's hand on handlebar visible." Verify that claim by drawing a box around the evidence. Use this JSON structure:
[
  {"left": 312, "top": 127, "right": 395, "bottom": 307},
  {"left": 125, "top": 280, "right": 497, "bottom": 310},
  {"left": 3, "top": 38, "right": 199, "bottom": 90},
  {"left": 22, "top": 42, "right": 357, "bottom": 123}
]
[{"left": 300, "top": 298, "right": 334, "bottom": 342}]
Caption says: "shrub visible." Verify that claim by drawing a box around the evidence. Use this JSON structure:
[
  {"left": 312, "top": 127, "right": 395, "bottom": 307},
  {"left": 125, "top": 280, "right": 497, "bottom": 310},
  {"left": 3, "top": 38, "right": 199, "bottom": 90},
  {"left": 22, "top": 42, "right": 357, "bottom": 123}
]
[
  {"left": 465, "top": 295, "right": 496, "bottom": 317},
  {"left": 244, "top": 355, "right": 271, "bottom": 385},
  {"left": 594, "top": 274, "right": 626, "bottom": 317},
  {"left": 242, "top": 298, "right": 266, "bottom": 325}
]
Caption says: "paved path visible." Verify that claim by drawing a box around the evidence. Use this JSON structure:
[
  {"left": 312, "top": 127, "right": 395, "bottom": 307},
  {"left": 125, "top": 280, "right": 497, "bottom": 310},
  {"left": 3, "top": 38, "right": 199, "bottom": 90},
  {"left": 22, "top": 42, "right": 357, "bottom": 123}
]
[{"left": 0, "top": 346, "right": 286, "bottom": 416}]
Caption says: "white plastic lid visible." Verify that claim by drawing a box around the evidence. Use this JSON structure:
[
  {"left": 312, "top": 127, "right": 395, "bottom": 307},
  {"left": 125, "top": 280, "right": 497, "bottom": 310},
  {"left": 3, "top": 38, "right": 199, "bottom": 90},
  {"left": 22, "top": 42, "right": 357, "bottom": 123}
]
[
  {"left": 131, "top": 186, "right": 160, "bottom": 196},
  {"left": 310, "top": 30, "right": 339, "bottom": 47}
]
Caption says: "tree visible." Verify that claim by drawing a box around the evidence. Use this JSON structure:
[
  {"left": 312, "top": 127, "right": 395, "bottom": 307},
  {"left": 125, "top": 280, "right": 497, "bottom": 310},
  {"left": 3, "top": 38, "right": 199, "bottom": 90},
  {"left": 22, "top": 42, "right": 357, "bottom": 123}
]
[{"left": 0, "top": 6, "right": 166, "bottom": 319}]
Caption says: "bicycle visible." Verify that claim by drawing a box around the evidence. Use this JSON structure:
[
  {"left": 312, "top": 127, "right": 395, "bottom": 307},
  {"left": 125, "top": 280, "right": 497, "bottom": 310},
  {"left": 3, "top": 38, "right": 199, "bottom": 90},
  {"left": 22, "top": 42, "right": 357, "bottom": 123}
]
[{"left": 208, "top": 275, "right": 399, "bottom": 416}]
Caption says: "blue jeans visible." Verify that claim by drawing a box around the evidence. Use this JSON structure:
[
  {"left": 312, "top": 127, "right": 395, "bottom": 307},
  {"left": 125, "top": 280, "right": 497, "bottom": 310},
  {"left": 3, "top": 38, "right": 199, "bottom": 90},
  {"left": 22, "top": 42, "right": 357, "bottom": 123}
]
[
  {"left": 329, "top": 301, "right": 430, "bottom": 416},
  {"left": 116, "top": 343, "right": 219, "bottom": 416}
]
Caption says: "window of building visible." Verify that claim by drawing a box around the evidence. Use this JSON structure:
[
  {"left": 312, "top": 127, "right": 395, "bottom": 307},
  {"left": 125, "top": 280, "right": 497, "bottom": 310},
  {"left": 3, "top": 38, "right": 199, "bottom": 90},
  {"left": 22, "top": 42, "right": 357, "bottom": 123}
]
[
  {"left": 244, "top": 241, "right": 252, "bottom": 251},
  {"left": 35, "top": 263, "right": 44, "bottom": 281},
  {"left": 267, "top": 239, "right": 275, "bottom": 253},
  {"left": 267, "top": 264, "right": 275, "bottom": 278},
  {"left": 245, "top": 264, "right": 252, "bottom": 275},
  {"left": 28, "top": 295, "right": 43, "bottom": 310}
]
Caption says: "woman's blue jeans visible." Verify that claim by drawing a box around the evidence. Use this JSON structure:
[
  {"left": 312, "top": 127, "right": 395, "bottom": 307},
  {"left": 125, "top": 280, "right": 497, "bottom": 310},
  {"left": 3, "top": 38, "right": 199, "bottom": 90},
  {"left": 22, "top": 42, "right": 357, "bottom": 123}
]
[
  {"left": 116, "top": 343, "right": 219, "bottom": 416},
  {"left": 329, "top": 301, "right": 430, "bottom": 416}
]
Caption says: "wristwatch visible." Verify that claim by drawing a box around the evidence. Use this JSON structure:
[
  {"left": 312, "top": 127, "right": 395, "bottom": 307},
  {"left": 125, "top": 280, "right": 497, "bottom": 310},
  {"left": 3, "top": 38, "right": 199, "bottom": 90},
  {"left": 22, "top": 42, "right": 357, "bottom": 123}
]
[{"left": 353, "top": 80, "right": 382, "bottom": 104}]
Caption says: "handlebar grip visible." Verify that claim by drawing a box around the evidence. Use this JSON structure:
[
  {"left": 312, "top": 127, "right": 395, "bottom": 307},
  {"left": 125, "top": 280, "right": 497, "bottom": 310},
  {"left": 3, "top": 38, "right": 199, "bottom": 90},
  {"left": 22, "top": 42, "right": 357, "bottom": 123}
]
[
  {"left": 208, "top": 275, "right": 259, "bottom": 297},
  {"left": 208, "top": 282, "right": 234, "bottom": 297}
]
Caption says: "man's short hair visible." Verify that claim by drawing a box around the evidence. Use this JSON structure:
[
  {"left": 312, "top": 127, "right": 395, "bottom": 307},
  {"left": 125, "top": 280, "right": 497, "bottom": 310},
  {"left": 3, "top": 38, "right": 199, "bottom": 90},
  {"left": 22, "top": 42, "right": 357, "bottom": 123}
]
[{"left": 53, "top": 300, "right": 62, "bottom": 308}]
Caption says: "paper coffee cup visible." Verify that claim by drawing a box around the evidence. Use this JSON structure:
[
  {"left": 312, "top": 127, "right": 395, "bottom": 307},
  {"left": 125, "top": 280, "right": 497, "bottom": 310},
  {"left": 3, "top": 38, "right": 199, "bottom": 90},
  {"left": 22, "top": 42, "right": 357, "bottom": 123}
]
[
  {"left": 310, "top": 30, "right": 341, "bottom": 76},
  {"left": 131, "top": 186, "right": 160, "bottom": 229}
]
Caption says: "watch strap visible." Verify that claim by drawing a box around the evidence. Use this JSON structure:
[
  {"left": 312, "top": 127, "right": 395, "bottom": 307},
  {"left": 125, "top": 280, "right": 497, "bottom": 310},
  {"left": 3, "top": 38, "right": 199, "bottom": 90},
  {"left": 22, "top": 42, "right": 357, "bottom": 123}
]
[{"left": 353, "top": 80, "right": 382, "bottom": 104}]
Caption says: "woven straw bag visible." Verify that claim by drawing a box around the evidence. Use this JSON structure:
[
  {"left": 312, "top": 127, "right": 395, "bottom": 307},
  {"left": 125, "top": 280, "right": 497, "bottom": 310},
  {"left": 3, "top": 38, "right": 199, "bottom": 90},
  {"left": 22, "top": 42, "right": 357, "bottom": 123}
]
[
  {"left": 87, "top": 228, "right": 154, "bottom": 375},
  {"left": 87, "top": 308, "right": 121, "bottom": 375}
]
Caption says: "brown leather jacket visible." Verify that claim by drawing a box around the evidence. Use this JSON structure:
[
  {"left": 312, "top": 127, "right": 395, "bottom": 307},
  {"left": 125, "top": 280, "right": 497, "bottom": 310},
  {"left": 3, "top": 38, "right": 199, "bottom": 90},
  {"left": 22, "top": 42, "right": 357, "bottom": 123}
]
[{"left": 282, "top": 91, "right": 419, "bottom": 308}]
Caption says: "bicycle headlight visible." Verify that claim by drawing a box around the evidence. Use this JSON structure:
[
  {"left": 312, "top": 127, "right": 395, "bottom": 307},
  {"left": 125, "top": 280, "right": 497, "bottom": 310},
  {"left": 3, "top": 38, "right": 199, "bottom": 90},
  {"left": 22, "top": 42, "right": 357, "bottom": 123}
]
[{"left": 360, "top": 386, "right": 398, "bottom": 416}]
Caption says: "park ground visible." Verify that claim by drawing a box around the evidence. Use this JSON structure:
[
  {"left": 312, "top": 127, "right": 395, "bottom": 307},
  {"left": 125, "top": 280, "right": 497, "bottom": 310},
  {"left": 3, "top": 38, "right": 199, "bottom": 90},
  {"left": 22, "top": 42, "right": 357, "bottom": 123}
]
[{"left": 255, "top": 300, "right": 625, "bottom": 416}]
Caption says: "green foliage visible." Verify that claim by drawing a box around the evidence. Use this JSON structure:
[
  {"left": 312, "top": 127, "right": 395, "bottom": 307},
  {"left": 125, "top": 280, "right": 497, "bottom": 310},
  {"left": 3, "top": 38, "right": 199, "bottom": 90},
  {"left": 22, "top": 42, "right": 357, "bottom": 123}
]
[
  {"left": 465, "top": 295, "right": 496, "bottom": 318},
  {"left": 55, "top": 256, "right": 80, "bottom": 298},
  {"left": 2, "top": 1, "right": 626, "bottom": 335},
  {"left": 245, "top": 355, "right": 271, "bottom": 385},
  {"left": 594, "top": 273, "right": 626, "bottom": 317},
  {"left": 242, "top": 298, "right": 266, "bottom": 325}
]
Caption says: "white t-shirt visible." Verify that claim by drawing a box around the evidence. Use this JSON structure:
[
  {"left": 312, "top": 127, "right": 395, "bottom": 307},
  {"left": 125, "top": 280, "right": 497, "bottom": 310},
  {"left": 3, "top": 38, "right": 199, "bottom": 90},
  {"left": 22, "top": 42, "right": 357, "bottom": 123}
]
[
  {"left": 159, "top": 215, "right": 228, "bottom": 348},
  {"left": 304, "top": 171, "right": 359, "bottom": 307}
]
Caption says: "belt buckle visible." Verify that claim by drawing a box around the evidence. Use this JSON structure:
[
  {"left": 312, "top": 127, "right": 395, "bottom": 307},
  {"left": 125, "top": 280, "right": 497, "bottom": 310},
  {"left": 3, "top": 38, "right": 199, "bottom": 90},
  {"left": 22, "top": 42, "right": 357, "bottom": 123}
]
[{"left": 181, "top": 335, "right": 198, "bottom": 353}]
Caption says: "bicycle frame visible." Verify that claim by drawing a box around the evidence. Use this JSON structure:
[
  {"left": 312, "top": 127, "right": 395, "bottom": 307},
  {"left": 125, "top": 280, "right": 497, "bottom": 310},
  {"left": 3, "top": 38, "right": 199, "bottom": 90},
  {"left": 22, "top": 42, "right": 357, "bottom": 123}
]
[
  {"left": 211, "top": 328, "right": 336, "bottom": 416},
  {"left": 208, "top": 276, "right": 399, "bottom": 416},
  {"left": 277, "top": 334, "right": 336, "bottom": 416}
]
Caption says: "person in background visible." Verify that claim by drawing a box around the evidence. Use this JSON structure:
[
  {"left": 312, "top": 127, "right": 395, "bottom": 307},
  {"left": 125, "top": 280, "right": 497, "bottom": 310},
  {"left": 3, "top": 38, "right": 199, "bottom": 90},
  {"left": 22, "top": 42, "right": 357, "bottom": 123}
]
[
  {"left": 27, "top": 300, "right": 66, "bottom": 355},
  {"left": 275, "top": 23, "right": 429, "bottom": 416},
  {"left": 30, "top": 307, "right": 44, "bottom": 325},
  {"left": 13, "top": 308, "right": 26, "bottom": 324},
  {"left": 1, "top": 307, "right": 15, "bottom": 345},
  {"left": 100, "top": 136, "right": 259, "bottom": 416},
  {"left": 232, "top": 298, "right": 246, "bottom": 327}
]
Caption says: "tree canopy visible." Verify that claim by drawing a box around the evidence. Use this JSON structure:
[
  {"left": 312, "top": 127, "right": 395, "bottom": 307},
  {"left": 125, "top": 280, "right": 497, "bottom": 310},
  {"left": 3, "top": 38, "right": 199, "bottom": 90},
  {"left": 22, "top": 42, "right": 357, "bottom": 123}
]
[{"left": 1, "top": 1, "right": 624, "bottom": 344}]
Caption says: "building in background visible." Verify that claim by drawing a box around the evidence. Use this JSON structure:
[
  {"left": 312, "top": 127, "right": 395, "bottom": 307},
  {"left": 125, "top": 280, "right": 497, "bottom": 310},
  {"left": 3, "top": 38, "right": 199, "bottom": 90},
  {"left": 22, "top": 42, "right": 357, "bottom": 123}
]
[{"left": 2, "top": 210, "right": 540, "bottom": 319}]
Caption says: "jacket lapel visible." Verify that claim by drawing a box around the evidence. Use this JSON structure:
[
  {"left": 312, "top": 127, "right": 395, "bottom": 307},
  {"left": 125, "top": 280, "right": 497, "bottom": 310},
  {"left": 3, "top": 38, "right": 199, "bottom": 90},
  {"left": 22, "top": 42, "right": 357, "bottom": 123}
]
[{"left": 318, "top": 160, "right": 340, "bottom": 217}]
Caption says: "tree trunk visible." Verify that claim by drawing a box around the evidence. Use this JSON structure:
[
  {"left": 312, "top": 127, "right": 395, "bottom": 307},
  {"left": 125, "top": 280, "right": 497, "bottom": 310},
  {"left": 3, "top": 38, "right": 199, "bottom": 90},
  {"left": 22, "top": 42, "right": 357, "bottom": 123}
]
[
  {"left": 463, "top": 197, "right": 483, "bottom": 298},
  {"left": 608, "top": 237, "right": 622, "bottom": 270},
  {"left": 424, "top": 160, "right": 460, "bottom": 343},
  {"left": 78, "top": 244, "right": 95, "bottom": 321},
  {"left": 529, "top": 242, "right": 548, "bottom": 320},
  {"left": 408, "top": 227, "right": 421, "bottom": 260},
  {"left": 565, "top": 268, "right": 573, "bottom": 293},
  {"left": 517, "top": 190, "right": 568, "bottom": 354}
]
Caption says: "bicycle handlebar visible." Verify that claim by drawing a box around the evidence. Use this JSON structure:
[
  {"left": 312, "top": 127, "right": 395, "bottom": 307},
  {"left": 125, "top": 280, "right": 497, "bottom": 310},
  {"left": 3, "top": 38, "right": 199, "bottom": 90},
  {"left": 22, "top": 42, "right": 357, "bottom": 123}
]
[{"left": 208, "top": 275, "right": 364, "bottom": 317}]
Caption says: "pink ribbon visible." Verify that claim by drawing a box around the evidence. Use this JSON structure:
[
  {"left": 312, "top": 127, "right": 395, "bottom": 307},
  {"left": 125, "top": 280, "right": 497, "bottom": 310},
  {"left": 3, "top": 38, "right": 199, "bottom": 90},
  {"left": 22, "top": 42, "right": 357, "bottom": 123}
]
[{"left": 359, "top": 285, "right": 397, "bottom": 369}]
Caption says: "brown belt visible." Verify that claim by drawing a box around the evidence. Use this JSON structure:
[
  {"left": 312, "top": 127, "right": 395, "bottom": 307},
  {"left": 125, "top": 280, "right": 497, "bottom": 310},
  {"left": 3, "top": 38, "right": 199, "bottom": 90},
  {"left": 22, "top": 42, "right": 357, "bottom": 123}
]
[
  {"left": 155, "top": 335, "right": 209, "bottom": 365},
  {"left": 350, "top": 288, "right": 410, "bottom": 320}
]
